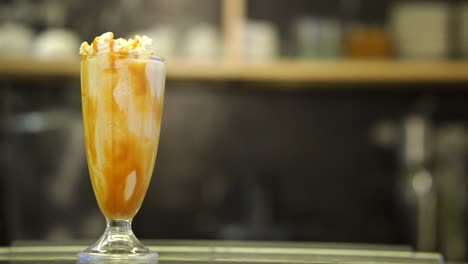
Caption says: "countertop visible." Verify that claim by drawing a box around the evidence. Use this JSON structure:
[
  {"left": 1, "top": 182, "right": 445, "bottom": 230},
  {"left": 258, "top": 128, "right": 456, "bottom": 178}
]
[{"left": 0, "top": 240, "right": 443, "bottom": 264}]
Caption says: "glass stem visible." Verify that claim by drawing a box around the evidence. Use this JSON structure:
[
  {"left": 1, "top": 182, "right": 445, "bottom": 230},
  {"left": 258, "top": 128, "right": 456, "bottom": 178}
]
[{"left": 106, "top": 219, "right": 133, "bottom": 235}]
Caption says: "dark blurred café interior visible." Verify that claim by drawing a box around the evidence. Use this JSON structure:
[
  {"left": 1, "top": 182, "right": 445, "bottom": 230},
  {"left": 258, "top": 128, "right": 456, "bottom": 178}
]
[{"left": 1, "top": 0, "right": 468, "bottom": 262}]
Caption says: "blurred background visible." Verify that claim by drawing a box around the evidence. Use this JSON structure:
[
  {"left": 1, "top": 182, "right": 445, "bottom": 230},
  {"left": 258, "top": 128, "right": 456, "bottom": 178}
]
[{"left": 1, "top": 0, "right": 468, "bottom": 261}]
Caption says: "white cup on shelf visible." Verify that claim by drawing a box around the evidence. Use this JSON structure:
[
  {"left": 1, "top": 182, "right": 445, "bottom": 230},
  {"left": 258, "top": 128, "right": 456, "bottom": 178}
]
[
  {"left": 33, "top": 29, "right": 80, "bottom": 60},
  {"left": 390, "top": 2, "right": 451, "bottom": 59},
  {"left": 244, "top": 20, "right": 279, "bottom": 61},
  {"left": 183, "top": 23, "right": 221, "bottom": 60},
  {"left": 0, "top": 23, "right": 34, "bottom": 59},
  {"left": 293, "top": 17, "right": 321, "bottom": 58}
]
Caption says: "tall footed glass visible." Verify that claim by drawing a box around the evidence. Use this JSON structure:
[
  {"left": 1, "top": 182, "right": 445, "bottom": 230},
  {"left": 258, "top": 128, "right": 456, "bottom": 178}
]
[{"left": 79, "top": 51, "right": 165, "bottom": 261}]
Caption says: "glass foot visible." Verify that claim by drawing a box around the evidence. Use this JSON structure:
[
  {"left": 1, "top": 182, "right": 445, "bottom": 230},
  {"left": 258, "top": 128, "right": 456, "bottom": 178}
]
[{"left": 78, "top": 219, "right": 157, "bottom": 263}]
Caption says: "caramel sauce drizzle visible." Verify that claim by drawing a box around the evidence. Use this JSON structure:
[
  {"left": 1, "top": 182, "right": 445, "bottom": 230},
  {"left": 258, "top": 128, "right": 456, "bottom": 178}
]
[{"left": 81, "top": 33, "right": 163, "bottom": 220}]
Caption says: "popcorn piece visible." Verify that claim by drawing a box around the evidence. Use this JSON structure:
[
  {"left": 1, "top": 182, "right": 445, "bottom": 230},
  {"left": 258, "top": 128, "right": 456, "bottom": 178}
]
[{"left": 79, "top": 32, "right": 154, "bottom": 56}]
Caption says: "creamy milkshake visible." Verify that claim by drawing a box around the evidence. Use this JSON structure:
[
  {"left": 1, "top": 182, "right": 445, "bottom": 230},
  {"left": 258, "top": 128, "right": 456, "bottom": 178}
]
[{"left": 79, "top": 32, "right": 165, "bottom": 260}]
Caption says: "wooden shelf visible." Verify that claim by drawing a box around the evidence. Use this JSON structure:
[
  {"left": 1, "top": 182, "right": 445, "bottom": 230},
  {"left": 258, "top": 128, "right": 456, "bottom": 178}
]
[
  {"left": 1, "top": 58, "right": 468, "bottom": 83},
  {"left": 2, "top": 1, "right": 467, "bottom": 84},
  {"left": 170, "top": 60, "right": 468, "bottom": 83},
  {"left": 2, "top": 0, "right": 466, "bottom": 84},
  {"left": 0, "top": 59, "right": 79, "bottom": 78}
]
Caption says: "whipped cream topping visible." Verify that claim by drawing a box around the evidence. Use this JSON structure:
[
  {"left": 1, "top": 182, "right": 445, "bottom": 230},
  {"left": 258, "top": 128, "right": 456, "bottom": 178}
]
[{"left": 79, "top": 32, "right": 154, "bottom": 55}]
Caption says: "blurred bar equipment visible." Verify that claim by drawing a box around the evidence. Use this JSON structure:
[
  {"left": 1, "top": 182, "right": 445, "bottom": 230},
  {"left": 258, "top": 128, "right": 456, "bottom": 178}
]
[
  {"left": 3, "top": 109, "right": 86, "bottom": 241},
  {"left": 457, "top": 3, "right": 468, "bottom": 58},
  {"left": 376, "top": 113, "right": 438, "bottom": 252},
  {"left": 435, "top": 125, "right": 468, "bottom": 261},
  {"left": 375, "top": 112, "right": 468, "bottom": 257},
  {"left": 0, "top": 91, "right": 9, "bottom": 246},
  {"left": 398, "top": 114, "right": 436, "bottom": 252}
]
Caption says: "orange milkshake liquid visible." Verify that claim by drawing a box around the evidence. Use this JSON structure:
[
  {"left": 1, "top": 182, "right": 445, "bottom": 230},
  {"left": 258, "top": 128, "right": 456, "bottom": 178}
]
[{"left": 81, "top": 34, "right": 165, "bottom": 220}]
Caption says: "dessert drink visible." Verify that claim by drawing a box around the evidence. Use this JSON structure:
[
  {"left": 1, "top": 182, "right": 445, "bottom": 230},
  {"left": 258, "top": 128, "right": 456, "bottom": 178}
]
[{"left": 79, "top": 32, "right": 165, "bottom": 260}]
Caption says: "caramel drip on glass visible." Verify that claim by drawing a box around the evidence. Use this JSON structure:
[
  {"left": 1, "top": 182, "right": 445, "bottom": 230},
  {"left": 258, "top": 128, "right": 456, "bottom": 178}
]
[{"left": 81, "top": 45, "right": 162, "bottom": 220}]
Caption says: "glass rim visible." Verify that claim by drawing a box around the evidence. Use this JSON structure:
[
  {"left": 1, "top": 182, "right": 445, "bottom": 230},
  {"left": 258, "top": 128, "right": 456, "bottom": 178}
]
[{"left": 81, "top": 53, "right": 166, "bottom": 63}]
